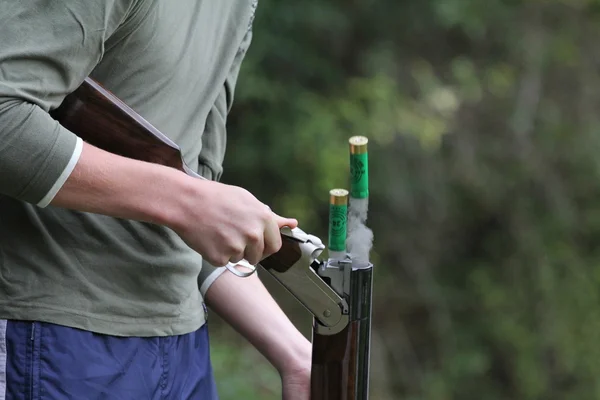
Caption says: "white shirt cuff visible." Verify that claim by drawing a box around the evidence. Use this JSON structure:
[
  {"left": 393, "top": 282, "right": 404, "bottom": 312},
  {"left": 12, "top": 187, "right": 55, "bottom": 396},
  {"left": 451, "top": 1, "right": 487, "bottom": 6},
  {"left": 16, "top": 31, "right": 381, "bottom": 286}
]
[
  {"left": 199, "top": 266, "right": 228, "bottom": 297},
  {"left": 37, "top": 137, "right": 83, "bottom": 208}
]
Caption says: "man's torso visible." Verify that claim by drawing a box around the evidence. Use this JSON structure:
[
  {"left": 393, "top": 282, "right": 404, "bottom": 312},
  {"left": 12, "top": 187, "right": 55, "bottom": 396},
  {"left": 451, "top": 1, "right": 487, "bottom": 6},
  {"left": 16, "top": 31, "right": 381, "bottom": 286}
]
[{"left": 0, "top": 0, "right": 256, "bottom": 336}]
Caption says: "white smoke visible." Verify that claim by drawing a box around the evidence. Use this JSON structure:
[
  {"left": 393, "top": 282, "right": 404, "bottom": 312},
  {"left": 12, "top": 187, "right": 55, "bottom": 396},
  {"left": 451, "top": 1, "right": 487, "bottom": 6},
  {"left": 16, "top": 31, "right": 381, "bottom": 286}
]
[{"left": 346, "top": 197, "right": 374, "bottom": 268}]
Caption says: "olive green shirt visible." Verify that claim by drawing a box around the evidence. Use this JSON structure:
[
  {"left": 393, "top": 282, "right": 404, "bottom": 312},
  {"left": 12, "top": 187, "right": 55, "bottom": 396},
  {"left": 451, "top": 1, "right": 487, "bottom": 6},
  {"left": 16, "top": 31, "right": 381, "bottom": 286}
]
[{"left": 0, "top": 0, "right": 256, "bottom": 336}]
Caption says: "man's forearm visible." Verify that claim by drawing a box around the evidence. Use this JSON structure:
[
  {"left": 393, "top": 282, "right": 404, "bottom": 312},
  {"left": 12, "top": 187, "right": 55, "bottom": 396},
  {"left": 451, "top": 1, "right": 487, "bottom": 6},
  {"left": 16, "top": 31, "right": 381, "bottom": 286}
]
[
  {"left": 204, "top": 268, "right": 312, "bottom": 376},
  {"left": 51, "top": 141, "right": 195, "bottom": 230}
]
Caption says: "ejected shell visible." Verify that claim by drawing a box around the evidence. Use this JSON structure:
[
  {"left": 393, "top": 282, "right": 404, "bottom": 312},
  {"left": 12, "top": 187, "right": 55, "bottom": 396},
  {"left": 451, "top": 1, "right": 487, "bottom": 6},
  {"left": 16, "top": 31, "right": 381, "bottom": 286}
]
[
  {"left": 349, "top": 136, "right": 369, "bottom": 199},
  {"left": 328, "top": 188, "right": 349, "bottom": 252}
]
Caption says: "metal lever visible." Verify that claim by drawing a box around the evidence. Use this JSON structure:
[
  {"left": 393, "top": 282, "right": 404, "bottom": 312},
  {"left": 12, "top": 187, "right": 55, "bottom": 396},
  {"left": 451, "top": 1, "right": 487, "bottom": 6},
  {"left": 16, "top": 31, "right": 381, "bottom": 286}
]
[{"left": 260, "top": 227, "right": 350, "bottom": 335}]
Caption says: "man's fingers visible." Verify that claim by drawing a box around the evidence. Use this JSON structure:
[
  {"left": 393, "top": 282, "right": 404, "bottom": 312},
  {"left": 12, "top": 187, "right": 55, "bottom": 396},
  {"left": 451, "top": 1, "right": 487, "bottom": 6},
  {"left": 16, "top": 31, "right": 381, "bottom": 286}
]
[
  {"left": 229, "top": 250, "right": 245, "bottom": 264},
  {"left": 243, "top": 234, "right": 264, "bottom": 266},
  {"left": 263, "top": 217, "right": 282, "bottom": 259}
]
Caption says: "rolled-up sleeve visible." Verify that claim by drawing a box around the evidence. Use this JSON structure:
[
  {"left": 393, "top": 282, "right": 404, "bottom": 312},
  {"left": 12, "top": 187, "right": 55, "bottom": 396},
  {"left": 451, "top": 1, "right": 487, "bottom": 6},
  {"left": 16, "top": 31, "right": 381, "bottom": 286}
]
[
  {"left": 0, "top": 0, "right": 130, "bottom": 205},
  {"left": 0, "top": 97, "right": 82, "bottom": 205}
]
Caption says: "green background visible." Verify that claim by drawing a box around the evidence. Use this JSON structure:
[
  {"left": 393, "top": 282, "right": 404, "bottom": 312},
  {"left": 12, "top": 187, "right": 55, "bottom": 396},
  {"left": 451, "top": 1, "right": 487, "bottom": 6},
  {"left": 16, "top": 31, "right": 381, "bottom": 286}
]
[{"left": 209, "top": 1, "right": 600, "bottom": 399}]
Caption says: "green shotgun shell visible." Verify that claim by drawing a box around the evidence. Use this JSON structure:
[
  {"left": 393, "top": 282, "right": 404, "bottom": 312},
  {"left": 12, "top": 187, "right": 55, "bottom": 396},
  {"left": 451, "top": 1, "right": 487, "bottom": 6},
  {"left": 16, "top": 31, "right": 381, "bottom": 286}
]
[
  {"left": 349, "top": 136, "right": 369, "bottom": 199},
  {"left": 328, "top": 189, "right": 349, "bottom": 252}
]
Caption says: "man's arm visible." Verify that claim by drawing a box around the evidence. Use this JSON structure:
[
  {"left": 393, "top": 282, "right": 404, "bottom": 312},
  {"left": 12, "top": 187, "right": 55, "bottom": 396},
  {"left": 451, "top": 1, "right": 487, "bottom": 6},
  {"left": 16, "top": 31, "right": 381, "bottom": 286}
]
[
  {"left": 52, "top": 142, "right": 293, "bottom": 266},
  {"left": 205, "top": 268, "right": 311, "bottom": 400}
]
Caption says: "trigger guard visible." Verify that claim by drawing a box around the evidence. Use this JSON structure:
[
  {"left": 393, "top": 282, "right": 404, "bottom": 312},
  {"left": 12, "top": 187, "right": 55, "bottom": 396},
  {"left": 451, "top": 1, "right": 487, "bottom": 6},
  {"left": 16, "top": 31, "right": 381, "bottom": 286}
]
[{"left": 225, "top": 260, "right": 257, "bottom": 278}]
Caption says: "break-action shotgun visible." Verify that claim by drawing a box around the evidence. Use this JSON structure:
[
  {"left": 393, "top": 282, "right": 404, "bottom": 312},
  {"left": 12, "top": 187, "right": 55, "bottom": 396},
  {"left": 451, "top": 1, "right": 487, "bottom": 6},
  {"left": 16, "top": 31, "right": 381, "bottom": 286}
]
[{"left": 50, "top": 78, "right": 372, "bottom": 399}]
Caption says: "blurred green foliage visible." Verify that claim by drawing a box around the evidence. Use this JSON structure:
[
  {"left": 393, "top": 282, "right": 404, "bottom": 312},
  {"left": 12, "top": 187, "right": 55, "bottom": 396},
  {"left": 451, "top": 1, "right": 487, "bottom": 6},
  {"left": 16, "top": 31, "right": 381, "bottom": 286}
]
[
  {"left": 210, "top": 0, "right": 600, "bottom": 399},
  {"left": 211, "top": 336, "right": 281, "bottom": 399}
]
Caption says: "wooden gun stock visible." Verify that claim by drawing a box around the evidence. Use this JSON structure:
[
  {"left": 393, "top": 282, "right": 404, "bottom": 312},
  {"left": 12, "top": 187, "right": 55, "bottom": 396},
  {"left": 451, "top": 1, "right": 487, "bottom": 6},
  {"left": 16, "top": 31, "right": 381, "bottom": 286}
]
[
  {"left": 51, "top": 79, "right": 186, "bottom": 171},
  {"left": 50, "top": 78, "right": 303, "bottom": 270}
]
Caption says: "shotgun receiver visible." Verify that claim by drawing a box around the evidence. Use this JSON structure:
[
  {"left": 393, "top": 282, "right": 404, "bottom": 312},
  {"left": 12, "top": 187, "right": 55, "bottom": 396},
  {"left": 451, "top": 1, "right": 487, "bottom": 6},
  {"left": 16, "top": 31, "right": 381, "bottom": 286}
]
[{"left": 50, "top": 78, "right": 371, "bottom": 398}]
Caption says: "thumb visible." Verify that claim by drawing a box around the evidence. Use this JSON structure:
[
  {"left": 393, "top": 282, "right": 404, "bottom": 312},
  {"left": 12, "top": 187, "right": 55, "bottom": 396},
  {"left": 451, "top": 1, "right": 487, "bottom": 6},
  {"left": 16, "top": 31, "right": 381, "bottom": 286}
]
[{"left": 274, "top": 214, "right": 298, "bottom": 229}]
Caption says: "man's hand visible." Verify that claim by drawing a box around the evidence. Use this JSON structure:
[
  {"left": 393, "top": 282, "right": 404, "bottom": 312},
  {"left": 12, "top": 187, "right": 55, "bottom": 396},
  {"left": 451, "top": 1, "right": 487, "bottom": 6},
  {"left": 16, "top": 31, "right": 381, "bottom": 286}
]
[{"left": 171, "top": 179, "right": 297, "bottom": 266}]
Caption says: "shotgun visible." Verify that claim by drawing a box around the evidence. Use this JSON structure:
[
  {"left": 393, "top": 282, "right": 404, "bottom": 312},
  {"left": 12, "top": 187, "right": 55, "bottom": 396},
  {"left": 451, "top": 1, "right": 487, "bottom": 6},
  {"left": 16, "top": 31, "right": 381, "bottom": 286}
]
[{"left": 50, "top": 77, "right": 372, "bottom": 399}]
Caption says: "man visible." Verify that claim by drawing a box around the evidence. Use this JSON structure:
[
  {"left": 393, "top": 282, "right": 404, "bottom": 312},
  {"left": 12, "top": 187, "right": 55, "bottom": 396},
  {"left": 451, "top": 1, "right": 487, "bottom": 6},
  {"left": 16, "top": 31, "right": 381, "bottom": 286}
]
[{"left": 0, "top": 0, "right": 311, "bottom": 399}]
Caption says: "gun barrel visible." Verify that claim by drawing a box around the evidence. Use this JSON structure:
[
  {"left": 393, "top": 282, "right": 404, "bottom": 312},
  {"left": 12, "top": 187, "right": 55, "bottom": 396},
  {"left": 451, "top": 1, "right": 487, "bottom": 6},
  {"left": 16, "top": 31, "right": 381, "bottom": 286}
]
[
  {"left": 311, "top": 264, "right": 373, "bottom": 400},
  {"left": 350, "top": 266, "right": 373, "bottom": 398}
]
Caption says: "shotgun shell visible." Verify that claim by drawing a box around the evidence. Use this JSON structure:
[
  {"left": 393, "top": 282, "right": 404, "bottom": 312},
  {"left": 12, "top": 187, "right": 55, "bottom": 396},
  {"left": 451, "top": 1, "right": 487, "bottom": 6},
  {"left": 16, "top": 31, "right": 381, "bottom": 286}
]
[
  {"left": 349, "top": 136, "right": 369, "bottom": 199},
  {"left": 328, "top": 189, "right": 349, "bottom": 253}
]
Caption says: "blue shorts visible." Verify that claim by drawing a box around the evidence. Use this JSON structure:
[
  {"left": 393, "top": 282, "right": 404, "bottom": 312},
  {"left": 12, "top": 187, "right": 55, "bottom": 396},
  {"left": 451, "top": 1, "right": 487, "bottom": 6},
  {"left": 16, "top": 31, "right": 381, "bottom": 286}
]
[{"left": 0, "top": 320, "right": 218, "bottom": 399}]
